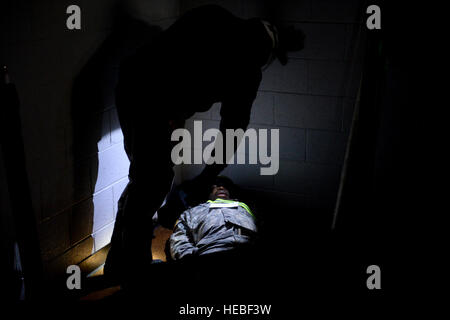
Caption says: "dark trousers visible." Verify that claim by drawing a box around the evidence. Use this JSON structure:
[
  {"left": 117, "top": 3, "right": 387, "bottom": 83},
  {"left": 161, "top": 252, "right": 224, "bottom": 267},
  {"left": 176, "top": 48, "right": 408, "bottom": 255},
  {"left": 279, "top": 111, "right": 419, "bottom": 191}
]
[{"left": 104, "top": 82, "right": 175, "bottom": 283}]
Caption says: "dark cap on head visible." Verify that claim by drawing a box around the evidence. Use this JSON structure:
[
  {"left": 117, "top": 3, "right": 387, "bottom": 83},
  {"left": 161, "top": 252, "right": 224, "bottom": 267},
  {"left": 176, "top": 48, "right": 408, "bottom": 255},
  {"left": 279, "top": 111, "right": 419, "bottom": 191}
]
[{"left": 212, "top": 175, "right": 235, "bottom": 191}]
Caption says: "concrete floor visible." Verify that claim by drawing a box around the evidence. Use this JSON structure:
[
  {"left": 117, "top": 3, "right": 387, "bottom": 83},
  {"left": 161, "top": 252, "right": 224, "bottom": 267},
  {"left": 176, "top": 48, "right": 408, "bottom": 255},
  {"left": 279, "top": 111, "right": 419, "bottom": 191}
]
[{"left": 151, "top": 226, "right": 174, "bottom": 262}]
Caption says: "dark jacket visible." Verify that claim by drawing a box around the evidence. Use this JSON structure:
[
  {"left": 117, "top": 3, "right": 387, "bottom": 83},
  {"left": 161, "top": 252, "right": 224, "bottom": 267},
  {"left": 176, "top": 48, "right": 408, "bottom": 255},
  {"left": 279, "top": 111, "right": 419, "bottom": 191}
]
[{"left": 169, "top": 199, "right": 257, "bottom": 260}]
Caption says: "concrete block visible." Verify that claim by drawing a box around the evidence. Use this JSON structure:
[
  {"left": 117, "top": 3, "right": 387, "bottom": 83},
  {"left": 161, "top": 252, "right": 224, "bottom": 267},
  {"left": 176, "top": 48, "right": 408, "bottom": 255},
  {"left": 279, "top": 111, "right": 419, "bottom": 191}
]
[
  {"left": 20, "top": 84, "right": 69, "bottom": 176},
  {"left": 72, "top": 159, "right": 92, "bottom": 203},
  {"left": 29, "top": 0, "right": 60, "bottom": 41},
  {"left": 260, "top": 59, "right": 308, "bottom": 94},
  {"left": 78, "top": 0, "right": 118, "bottom": 32},
  {"left": 20, "top": 83, "right": 67, "bottom": 138},
  {"left": 42, "top": 253, "right": 68, "bottom": 279},
  {"left": 274, "top": 160, "right": 313, "bottom": 195},
  {"left": 274, "top": 93, "right": 342, "bottom": 130},
  {"left": 23, "top": 164, "right": 42, "bottom": 221},
  {"left": 59, "top": 31, "right": 108, "bottom": 79},
  {"left": 93, "top": 142, "right": 130, "bottom": 192},
  {"left": 39, "top": 210, "right": 71, "bottom": 261},
  {"left": 249, "top": 92, "right": 274, "bottom": 125},
  {"left": 344, "top": 23, "right": 366, "bottom": 61},
  {"left": 216, "top": 122, "right": 304, "bottom": 170},
  {"left": 129, "top": 0, "right": 179, "bottom": 21},
  {"left": 70, "top": 197, "right": 94, "bottom": 246},
  {"left": 92, "top": 221, "right": 115, "bottom": 252},
  {"left": 289, "top": 22, "right": 347, "bottom": 60},
  {"left": 43, "top": 236, "right": 94, "bottom": 278},
  {"left": 246, "top": 187, "right": 315, "bottom": 212},
  {"left": 40, "top": 161, "right": 74, "bottom": 219},
  {"left": 92, "top": 187, "right": 114, "bottom": 232},
  {"left": 78, "top": 243, "right": 110, "bottom": 274},
  {"left": 242, "top": 0, "right": 312, "bottom": 20},
  {"left": 240, "top": 0, "right": 267, "bottom": 19},
  {"left": 275, "top": 126, "right": 306, "bottom": 161},
  {"left": 274, "top": 160, "right": 341, "bottom": 200},
  {"left": 3, "top": 2, "right": 33, "bottom": 45},
  {"left": 273, "top": 0, "right": 312, "bottom": 21},
  {"left": 25, "top": 39, "right": 64, "bottom": 86},
  {"left": 180, "top": 121, "right": 295, "bottom": 174},
  {"left": 255, "top": 189, "right": 335, "bottom": 223},
  {"left": 180, "top": 0, "right": 241, "bottom": 16},
  {"left": 179, "top": 163, "right": 205, "bottom": 181},
  {"left": 306, "top": 130, "right": 348, "bottom": 164},
  {"left": 310, "top": 0, "right": 363, "bottom": 23},
  {"left": 222, "top": 163, "right": 274, "bottom": 189},
  {"left": 65, "top": 236, "right": 95, "bottom": 266},
  {"left": 343, "top": 56, "right": 363, "bottom": 98},
  {"left": 342, "top": 98, "right": 356, "bottom": 132},
  {"left": 308, "top": 60, "right": 348, "bottom": 96}
]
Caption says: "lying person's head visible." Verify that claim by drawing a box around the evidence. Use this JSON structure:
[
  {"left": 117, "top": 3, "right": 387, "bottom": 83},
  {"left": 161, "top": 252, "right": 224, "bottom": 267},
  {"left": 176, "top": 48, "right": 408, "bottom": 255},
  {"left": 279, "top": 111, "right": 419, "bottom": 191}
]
[{"left": 208, "top": 176, "right": 235, "bottom": 201}]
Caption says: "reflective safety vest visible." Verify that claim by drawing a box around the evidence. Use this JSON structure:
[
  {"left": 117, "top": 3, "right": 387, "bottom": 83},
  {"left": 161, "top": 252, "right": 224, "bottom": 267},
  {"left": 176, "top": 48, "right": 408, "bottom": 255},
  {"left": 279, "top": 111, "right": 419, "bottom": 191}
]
[
  {"left": 169, "top": 199, "right": 256, "bottom": 260},
  {"left": 206, "top": 198, "right": 254, "bottom": 218}
]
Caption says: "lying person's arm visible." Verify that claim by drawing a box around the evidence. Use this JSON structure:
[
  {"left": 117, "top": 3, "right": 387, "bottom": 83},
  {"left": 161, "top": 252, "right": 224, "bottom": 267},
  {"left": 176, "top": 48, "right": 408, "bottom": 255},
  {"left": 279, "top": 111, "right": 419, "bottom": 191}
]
[{"left": 169, "top": 211, "right": 198, "bottom": 260}]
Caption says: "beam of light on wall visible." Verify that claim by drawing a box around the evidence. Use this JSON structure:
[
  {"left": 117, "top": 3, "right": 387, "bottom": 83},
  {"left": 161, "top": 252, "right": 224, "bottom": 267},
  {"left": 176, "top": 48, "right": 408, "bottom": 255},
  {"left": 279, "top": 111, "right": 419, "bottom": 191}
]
[{"left": 91, "top": 125, "right": 129, "bottom": 252}]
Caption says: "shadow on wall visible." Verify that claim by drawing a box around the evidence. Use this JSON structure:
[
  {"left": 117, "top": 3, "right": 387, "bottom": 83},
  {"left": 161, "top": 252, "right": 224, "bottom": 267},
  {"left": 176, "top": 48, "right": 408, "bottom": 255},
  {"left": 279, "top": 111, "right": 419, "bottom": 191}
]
[{"left": 70, "top": 9, "right": 162, "bottom": 274}]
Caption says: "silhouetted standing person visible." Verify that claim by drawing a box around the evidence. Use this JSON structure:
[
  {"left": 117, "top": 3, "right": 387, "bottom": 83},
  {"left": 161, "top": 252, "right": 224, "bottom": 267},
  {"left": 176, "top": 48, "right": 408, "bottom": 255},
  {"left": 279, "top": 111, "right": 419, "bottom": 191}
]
[{"left": 105, "top": 5, "right": 304, "bottom": 288}]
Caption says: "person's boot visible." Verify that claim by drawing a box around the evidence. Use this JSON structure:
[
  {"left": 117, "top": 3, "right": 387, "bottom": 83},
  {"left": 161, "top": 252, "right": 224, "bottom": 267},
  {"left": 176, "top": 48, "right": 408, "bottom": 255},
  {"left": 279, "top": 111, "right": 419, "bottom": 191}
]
[{"left": 103, "top": 246, "right": 126, "bottom": 286}]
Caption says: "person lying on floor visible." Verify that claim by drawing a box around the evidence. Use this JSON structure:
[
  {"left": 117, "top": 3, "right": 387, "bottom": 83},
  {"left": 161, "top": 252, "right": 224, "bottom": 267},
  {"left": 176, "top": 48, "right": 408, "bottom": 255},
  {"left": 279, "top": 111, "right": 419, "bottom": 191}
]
[{"left": 169, "top": 176, "right": 257, "bottom": 260}]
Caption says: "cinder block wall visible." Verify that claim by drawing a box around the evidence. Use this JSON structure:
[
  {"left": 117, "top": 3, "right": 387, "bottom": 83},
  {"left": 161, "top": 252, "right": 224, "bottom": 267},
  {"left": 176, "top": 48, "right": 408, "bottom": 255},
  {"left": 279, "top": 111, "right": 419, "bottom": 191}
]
[
  {"left": 179, "top": 0, "right": 365, "bottom": 213},
  {"left": 1, "top": 0, "right": 364, "bottom": 279},
  {"left": 0, "top": 0, "right": 179, "bottom": 278}
]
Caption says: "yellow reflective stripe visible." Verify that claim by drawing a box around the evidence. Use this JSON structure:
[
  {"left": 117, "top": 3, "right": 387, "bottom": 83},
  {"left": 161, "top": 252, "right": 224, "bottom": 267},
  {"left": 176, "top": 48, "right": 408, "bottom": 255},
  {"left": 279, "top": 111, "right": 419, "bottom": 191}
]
[
  {"left": 207, "top": 199, "right": 235, "bottom": 203},
  {"left": 207, "top": 200, "right": 254, "bottom": 218},
  {"left": 238, "top": 202, "right": 254, "bottom": 218},
  {"left": 173, "top": 219, "right": 181, "bottom": 230}
]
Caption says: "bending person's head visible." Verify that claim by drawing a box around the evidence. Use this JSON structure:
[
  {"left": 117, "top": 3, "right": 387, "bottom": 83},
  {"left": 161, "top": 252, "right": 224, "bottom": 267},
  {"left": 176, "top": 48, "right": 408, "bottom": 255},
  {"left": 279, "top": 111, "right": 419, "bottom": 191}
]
[
  {"left": 272, "top": 23, "right": 305, "bottom": 65},
  {"left": 244, "top": 17, "right": 305, "bottom": 69}
]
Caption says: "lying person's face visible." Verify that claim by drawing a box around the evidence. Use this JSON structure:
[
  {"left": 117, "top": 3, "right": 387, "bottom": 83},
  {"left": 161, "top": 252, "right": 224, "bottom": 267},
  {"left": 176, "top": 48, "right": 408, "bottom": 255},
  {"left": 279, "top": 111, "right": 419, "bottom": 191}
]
[{"left": 209, "top": 184, "right": 230, "bottom": 200}]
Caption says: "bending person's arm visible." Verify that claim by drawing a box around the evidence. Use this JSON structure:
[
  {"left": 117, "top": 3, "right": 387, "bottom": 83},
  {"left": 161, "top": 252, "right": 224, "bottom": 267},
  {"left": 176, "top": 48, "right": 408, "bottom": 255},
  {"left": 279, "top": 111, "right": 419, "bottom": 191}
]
[{"left": 200, "top": 72, "right": 261, "bottom": 180}]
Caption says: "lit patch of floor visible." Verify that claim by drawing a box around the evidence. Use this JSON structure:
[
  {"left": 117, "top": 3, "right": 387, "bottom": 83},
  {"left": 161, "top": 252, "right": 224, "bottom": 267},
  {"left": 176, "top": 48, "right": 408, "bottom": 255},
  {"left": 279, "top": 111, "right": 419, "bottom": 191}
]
[
  {"left": 87, "top": 264, "right": 105, "bottom": 277},
  {"left": 152, "top": 226, "right": 173, "bottom": 261}
]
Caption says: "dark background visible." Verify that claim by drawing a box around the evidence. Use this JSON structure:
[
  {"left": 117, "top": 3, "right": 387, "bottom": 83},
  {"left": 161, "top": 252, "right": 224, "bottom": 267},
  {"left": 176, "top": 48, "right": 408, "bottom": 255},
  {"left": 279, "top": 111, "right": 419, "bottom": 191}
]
[{"left": 0, "top": 0, "right": 430, "bottom": 310}]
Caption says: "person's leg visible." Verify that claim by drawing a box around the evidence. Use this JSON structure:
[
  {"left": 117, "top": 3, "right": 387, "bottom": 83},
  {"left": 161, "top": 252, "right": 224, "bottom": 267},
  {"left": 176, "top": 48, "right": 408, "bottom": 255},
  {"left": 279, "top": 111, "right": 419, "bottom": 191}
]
[
  {"left": 104, "top": 160, "right": 174, "bottom": 286},
  {"left": 104, "top": 183, "right": 129, "bottom": 283},
  {"left": 121, "top": 164, "right": 174, "bottom": 266},
  {"left": 104, "top": 81, "right": 134, "bottom": 283},
  {"left": 105, "top": 81, "right": 174, "bottom": 285}
]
